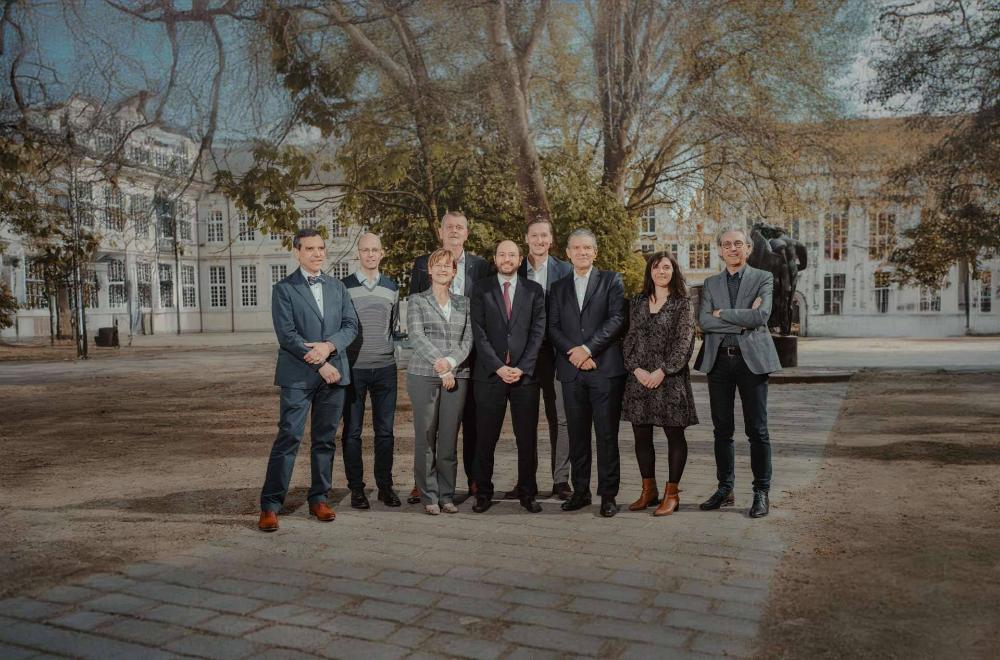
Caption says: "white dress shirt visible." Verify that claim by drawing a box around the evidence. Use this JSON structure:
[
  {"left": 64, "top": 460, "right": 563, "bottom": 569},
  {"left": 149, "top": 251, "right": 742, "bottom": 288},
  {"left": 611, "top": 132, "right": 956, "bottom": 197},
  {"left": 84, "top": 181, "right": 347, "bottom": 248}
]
[
  {"left": 300, "top": 266, "right": 323, "bottom": 318},
  {"left": 498, "top": 273, "right": 517, "bottom": 308},
  {"left": 450, "top": 251, "right": 467, "bottom": 296},
  {"left": 355, "top": 269, "right": 380, "bottom": 289},
  {"left": 573, "top": 267, "right": 592, "bottom": 310},
  {"left": 525, "top": 257, "right": 548, "bottom": 292}
]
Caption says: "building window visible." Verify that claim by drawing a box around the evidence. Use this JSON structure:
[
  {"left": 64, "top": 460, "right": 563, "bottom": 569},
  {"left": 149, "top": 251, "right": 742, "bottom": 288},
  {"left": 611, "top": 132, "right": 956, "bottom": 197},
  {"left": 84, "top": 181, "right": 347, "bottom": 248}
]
[
  {"left": 238, "top": 215, "right": 256, "bottom": 242},
  {"left": 669, "top": 243, "right": 679, "bottom": 258},
  {"left": 919, "top": 286, "right": 941, "bottom": 312},
  {"left": 789, "top": 219, "right": 801, "bottom": 240},
  {"left": 75, "top": 182, "right": 94, "bottom": 228},
  {"left": 639, "top": 207, "right": 656, "bottom": 234},
  {"left": 823, "top": 273, "right": 846, "bottom": 314},
  {"left": 83, "top": 270, "right": 99, "bottom": 309},
  {"left": 181, "top": 265, "right": 196, "bottom": 308},
  {"left": 873, "top": 271, "right": 891, "bottom": 314},
  {"left": 868, "top": 211, "right": 896, "bottom": 261},
  {"left": 207, "top": 210, "right": 225, "bottom": 243},
  {"left": 824, "top": 211, "right": 848, "bottom": 261},
  {"left": 108, "top": 259, "right": 126, "bottom": 308},
  {"left": 640, "top": 242, "right": 654, "bottom": 254},
  {"left": 240, "top": 265, "right": 258, "bottom": 307},
  {"left": 103, "top": 186, "right": 126, "bottom": 233},
  {"left": 300, "top": 208, "right": 319, "bottom": 230},
  {"left": 178, "top": 211, "right": 192, "bottom": 241},
  {"left": 159, "top": 263, "right": 174, "bottom": 308},
  {"left": 330, "top": 262, "right": 350, "bottom": 279},
  {"left": 271, "top": 264, "right": 288, "bottom": 285},
  {"left": 155, "top": 196, "right": 175, "bottom": 239},
  {"left": 689, "top": 242, "right": 710, "bottom": 269},
  {"left": 209, "top": 266, "right": 228, "bottom": 308},
  {"left": 330, "top": 219, "right": 348, "bottom": 238},
  {"left": 137, "top": 262, "right": 152, "bottom": 307},
  {"left": 980, "top": 271, "right": 992, "bottom": 313},
  {"left": 24, "top": 259, "right": 49, "bottom": 309},
  {"left": 130, "top": 194, "right": 150, "bottom": 238}
]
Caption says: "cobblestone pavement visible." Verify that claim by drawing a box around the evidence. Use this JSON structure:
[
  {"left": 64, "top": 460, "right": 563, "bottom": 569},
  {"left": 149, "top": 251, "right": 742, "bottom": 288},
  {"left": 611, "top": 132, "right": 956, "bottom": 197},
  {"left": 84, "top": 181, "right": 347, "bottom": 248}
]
[{"left": 0, "top": 381, "right": 847, "bottom": 659}]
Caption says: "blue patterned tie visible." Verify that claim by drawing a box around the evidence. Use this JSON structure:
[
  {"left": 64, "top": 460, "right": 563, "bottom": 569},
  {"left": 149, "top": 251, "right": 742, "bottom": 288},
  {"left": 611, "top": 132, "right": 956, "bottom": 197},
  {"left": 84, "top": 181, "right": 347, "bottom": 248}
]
[{"left": 306, "top": 274, "right": 322, "bottom": 286}]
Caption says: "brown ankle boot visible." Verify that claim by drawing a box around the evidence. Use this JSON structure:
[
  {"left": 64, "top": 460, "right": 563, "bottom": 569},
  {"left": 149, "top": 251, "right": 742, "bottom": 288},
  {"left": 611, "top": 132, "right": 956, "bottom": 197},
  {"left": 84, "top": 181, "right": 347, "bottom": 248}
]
[
  {"left": 628, "top": 478, "right": 660, "bottom": 511},
  {"left": 654, "top": 482, "right": 680, "bottom": 516}
]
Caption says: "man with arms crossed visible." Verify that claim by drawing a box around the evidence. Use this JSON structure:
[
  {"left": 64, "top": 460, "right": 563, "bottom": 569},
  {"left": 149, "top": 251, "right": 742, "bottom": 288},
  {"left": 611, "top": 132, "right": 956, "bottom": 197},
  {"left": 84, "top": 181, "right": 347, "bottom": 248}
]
[
  {"left": 695, "top": 227, "right": 781, "bottom": 518},
  {"left": 407, "top": 211, "right": 493, "bottom": 502},
  {"left": 515, "top": 219, "right": 574, "bottom": 500},
  {"left": 548, "top": 229, "right": 627, "bottom": 518},
  {"left": 259, "top": 228, "right": 359, "bottom": 532},
  {"left": 340, "top": 233, "right": 402, "bottom": 509},
  {"left": 469, "top": 240, "right": 547, "bottom": 514}
]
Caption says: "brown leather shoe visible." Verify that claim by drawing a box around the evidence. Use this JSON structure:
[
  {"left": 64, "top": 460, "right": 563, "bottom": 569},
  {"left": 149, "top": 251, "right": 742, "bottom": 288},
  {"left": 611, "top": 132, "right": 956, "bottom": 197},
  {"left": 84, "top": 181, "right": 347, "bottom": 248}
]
[
  {"left": 628, "top": 478, "right": 660, "bottom": 511},
  {"left": 654, "top": 482, "right": 680, "bottom": 516},
  {"left": 308, "top": 502, "right": 336, "bottom": 522},
  {"left": 407, "top": 486, "right": 421, "bottom": 504},
  {"left": 258, "top": 510, "right": 278, "bottom": 532}
]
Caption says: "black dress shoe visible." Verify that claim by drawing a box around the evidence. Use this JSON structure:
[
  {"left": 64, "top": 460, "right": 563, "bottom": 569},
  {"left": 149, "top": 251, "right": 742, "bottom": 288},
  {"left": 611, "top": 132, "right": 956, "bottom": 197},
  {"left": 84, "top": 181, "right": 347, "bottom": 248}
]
[
  {"left": 561, "top": 493, "right": 592, "bottom": 511},
  {"left": 552, "top": 482, "right": 572, "bottom": 501},
  {"left": 749, "top": 490, "right": 770, "bottom": 518},
  {"left": 472, "top": 496, "right": 493, "bottom": 513},
  {"left": 599, "top": 497, "right": 618, "bottom": 518},
  {"left": 377, "top": 488, "right": 401, "bottom": 507},
  {"left": 350, "top": 490, "right": 371, "bottom": 510},
  {"left": 699, "top": 489, "right": 735, "bottom": 511},
  {"left": 503, "top": 486, "right": 521, "bottom": 500},
  {"left": 520, "top": 497, "right": 542, "bottom": 513},
  {"left": 407, "top": 486, "right": 421, "bottom": 504}
]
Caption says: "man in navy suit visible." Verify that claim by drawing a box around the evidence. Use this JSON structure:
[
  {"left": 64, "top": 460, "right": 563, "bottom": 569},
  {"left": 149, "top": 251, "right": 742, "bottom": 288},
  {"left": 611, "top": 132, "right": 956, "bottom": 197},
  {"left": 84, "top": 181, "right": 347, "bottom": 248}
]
[
  {"left": 258, "top": 228, "right": 359, "bottom": 532},
  {"left": 548, "top": 228, "right": 627, "bottom": 518},
  {"left": 407, "top": 211, "right": 493, "bottom": 502},
  {"left": 470, "top": 240, "right": 547, "bottom": 514},
  {"left": 517, "top": 219, "right": 574, "bottom": 500}
]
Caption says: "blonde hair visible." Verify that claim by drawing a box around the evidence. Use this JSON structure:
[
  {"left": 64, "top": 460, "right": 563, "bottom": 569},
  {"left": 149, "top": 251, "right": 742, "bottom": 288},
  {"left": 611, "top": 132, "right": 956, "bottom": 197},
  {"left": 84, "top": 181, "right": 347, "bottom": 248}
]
[{"left": 427, "top": 248, "right": 457, "bottom": 272}]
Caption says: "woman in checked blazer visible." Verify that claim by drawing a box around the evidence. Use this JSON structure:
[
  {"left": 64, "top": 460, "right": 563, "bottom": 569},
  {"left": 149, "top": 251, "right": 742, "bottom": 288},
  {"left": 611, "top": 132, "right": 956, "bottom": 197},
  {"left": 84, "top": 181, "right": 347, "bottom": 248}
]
[{"left": 406, "top": 248, "right": 474, "bottom": 515}]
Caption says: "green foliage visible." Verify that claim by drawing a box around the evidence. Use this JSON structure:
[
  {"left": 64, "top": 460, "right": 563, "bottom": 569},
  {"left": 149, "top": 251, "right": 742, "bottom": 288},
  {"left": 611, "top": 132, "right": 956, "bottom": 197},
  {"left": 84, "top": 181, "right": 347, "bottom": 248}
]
[{"left": 0, "top": 283, "right": 16, "bottom": 330}]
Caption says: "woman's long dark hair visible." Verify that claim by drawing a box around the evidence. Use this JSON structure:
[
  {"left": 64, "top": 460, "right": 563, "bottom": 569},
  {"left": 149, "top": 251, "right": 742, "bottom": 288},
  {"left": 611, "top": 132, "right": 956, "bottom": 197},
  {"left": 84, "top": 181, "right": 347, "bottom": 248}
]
[{"left": 641, "top": 250, "right": 687, "bottom": 302}]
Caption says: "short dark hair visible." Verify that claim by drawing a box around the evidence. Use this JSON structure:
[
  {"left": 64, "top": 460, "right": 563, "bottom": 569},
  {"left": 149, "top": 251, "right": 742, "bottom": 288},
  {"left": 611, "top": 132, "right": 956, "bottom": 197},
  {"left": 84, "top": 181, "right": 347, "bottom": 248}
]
[
  {"left": 293, "top": 228, "right": 323, "bottom": 249},
  {"left": 641, "top": 250, "right": 688, "bottom": 301},
  {"left": 525, "top": 219, "right": 553, "bottom": 234}
]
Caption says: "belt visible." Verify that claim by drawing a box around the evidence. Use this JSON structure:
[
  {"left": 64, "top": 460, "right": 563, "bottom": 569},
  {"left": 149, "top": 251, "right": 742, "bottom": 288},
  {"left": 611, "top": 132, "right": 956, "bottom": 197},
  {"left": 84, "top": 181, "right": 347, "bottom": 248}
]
[{"left": 720, "top": 346, "right": 741, "bottom": 356}]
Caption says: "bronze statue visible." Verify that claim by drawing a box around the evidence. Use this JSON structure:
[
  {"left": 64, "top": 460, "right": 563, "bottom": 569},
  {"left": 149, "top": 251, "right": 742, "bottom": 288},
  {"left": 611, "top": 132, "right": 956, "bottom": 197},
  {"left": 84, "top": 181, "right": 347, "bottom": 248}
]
[{"left": 748, "top": 222, "right": 807, "bottom": 336}]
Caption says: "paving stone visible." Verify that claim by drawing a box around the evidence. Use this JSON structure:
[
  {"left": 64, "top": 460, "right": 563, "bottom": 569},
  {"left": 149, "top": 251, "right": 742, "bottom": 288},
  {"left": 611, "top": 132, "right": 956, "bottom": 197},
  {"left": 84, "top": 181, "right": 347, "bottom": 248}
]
[
  {"left": 564, "top": 597, "right": 659, "bottom": 623},
  {"left": 320, "top": 613, "right": 398, "bottom": 641},
  {"left": 352, "top": 599, "right": 424, "bottom": 624},
  {"left": 199, "top": 592, "right": 266, "bottom": 615},
  {"left": 499, "top": 623, "right": 606, "bottom": 656},
  {"left": 0, "top": 598, "right": 69, "bottom": 621},
  {"left": 101, "top": 617, "right": 189, "bottom": 646},
  {"left": 373, "top": 570, "right": 427, "bottom": 587},
  {"left": 253, "top": 604, "right": 327, "bottom": 627},
  {"left": 317, "top": 636, "right": 409, "bottom": 660},
  {"left": 82, "top": 593, "right": 158, "bottom": 616},
  {"left": 498, "top": 588, "right": 566, "bottom": 609},
  {"left": 245, "top": 623, "right": 334, "bottom": 651},
  {"left": 651, "top": 591, "right": 714, "bottom": 613},
  {"left": 0, "top": 642, "right": 36, "bottom": 659},
  {"left": 144, "top": 603, "right": 218, "bottom": 626},
  {"left": 677, "top": 579, "right": 768, "bottom": 605},
  {"left": 421, "top": 577, "right": 504, "bottom": 600},
  {"left": 583, "top": 617, "right": 689, "bottom": 648},
  {"left": 297, "top": 592, "right": 357, "bottom": 612},
  {"left": 433, "top": 595, "right": 510, "bottom": 619},
  {"left": 76, "top": 574, "right": 136, "bottom": 592},
  {"left": 384, "top": 625, "right": 434, "bottom": 648},
  {"left": 247, "top": 583, "right": 304, "bottom": 603},
  {"left": 48, "top": 610, "right": 117, "bottom": 632},
  {"left": 621, "top": 644, "right": 716, "bottom": 660},
  {"left": 423, "top": 632, "right": 507, "bottom": 660},
  {"left": 196, "top": 614, "right": 269, "bottom": 637},
  {"left": 36, "top": 585, "right": 101, "bottom": 605},
  {"left": 0, "top": 617, "right": 174, "bottom": 659},
  {"left": 166, "top": 632, "right": 262, "bottom": 659},
  {"left": 561, "top": 581, "right": 648, "bottom": 604},
  {"left": 665, "top": 609, "right": 758, "bottom": 638},
  {"left": 689, "top": 631, "right": 753, "bottom": 657}
]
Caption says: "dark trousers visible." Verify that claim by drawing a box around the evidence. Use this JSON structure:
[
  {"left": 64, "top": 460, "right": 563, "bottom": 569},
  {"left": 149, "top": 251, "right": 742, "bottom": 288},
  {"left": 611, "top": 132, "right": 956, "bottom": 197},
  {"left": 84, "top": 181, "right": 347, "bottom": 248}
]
[
  {"left": 341, "top": 364, "right": 397, "bottom": 492},
  {"left": 534, "top": 342, "right": 570, "bottom": 484},
  {"left": 707, "top": 351, "right": 772, "bottom": 492},
  {"left": 261, "top": 383, "right": 346, "bottom": 512},
  {"left": 562, "top": 373, "right": 625, "bottom": 498},
  {"left": 473, "top": 379, "right": 540, "bottom": 499},
  {"left": 461, "top": 372, "right": 478, "bottom": 488}
]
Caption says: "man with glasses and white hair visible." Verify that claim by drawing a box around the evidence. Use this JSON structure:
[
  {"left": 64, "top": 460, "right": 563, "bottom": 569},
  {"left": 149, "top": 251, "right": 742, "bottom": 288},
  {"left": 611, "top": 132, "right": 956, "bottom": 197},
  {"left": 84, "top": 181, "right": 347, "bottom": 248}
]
[{"left": 694, "top": 227, "right": 781, "bottom": 519}]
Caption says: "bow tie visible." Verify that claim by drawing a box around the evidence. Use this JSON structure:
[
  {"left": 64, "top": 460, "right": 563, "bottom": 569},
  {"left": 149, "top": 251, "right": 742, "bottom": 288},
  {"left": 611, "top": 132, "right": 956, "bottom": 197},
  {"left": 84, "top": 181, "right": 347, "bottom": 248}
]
[{"left": 306, "top": 274, "right": 322, "bottom": 286}]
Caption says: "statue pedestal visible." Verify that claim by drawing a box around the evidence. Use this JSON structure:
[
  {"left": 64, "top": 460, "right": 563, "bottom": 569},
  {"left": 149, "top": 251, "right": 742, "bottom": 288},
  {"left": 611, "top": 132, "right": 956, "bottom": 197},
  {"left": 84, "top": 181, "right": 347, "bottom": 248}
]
[{"left": 771, "top": 334, "right": 798, "bottom": 368}]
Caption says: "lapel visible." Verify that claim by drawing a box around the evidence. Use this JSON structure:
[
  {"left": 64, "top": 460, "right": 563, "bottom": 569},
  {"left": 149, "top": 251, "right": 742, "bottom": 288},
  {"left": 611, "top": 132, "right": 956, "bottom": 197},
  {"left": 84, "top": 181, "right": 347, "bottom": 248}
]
[
  {"left": 509, "top": 276, "right": 530, "bottom": 327},
  {"left": 321, "top": 275, "right": 336, "bottom": 332},
  {"left": 545, "top": 256, "right": 557, "bottom": 293},
  {"left": 462, "top": 254, "right": 475, "bottom": 295},
  {"left": 734, "top": 266, "right": 753, "bottom": 308},
  {"left": 291, "top": 270, "right": 323, "bottom": 322},
  {"left": 580, "top": 269, "right": 601, "bottom": 314},
  {"left": 489, "top": 278, "right": 510, "bottom": 328},
  {"left": 427, "top": 291, "right": 453, "bottom": 342}
]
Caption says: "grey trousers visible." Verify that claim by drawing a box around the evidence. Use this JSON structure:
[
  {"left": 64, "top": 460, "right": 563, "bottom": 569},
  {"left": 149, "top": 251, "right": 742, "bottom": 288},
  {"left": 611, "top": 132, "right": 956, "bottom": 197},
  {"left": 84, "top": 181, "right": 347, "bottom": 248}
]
[
  {"left": 536, "top": 344, "right": 570, "bottom": 484},
  {"left": 407, "top": 373, "right": 468, "bottom": 505}
]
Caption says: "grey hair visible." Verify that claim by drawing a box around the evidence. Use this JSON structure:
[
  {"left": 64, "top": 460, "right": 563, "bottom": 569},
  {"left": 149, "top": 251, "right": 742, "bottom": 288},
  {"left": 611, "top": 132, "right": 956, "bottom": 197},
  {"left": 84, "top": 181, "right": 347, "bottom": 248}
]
[
  {"left": 440, "top": 210, "right": 468, "bottom": 226},
  {"left": 567, "top": 227, "right": 598, "bottom": 246},
  {"left": 715, "top": 226, "right": 751, "bottom": 247}
]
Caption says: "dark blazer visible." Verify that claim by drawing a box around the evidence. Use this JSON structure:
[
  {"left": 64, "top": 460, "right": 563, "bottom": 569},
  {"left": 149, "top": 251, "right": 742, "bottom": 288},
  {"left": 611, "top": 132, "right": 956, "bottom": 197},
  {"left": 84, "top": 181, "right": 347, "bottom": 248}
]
[
  {"left": 272, "top": 269, "right": 359, "bottom": 388},
  {"left": 470, "top": 275, "right": 546, "bottom": 383},
  {"left": 547, "top": 268, "right": 627, "bottom": 382},
  {"left": 410, "top": 251, "right": 493, "bottom": 296},
  {"left": 517, "top": 255, "right": 573, "bottom": 295}
]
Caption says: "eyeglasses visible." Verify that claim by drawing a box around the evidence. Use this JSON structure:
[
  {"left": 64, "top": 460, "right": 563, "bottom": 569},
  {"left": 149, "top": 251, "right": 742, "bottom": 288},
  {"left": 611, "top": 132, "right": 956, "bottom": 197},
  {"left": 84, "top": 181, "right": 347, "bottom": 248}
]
[{"left": 721, "top": 241, "right": 747, "bottom": 249}]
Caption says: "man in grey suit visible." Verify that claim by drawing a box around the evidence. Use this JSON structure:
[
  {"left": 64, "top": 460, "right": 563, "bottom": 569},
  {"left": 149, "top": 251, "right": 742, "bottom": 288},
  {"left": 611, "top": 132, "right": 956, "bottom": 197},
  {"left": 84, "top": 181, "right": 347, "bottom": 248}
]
[
  {"left": 258, "top": 228, "right": 359, "bottom": 532},
  {"left": 695, "top": 227, "right": 782, "bottom": 519}
]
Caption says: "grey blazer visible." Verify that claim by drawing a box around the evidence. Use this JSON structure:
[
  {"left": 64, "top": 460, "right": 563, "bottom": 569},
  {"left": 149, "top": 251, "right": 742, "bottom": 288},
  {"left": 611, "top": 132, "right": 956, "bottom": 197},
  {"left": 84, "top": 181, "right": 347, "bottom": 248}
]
[
  {"left": 272, "top": 269, "right": 359, "bottom": 388},
  {"left": 695, "top": 265, "right": 781, "bottom": 375},
  {"left": 405, "top": 290, "right": 473, "bottom": 378}
]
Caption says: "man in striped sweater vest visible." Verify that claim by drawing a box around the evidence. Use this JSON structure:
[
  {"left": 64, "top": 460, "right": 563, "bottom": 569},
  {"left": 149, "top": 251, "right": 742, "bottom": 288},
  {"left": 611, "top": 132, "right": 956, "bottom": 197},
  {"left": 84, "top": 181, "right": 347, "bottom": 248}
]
[{"left": 340, "top": 233, "right": 402, "bottom": 509}]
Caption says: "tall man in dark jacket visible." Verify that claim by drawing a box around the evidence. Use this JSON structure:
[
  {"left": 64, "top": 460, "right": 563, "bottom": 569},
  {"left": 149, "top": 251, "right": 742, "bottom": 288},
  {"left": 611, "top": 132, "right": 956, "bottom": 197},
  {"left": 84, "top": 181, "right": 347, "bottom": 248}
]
[
  {"left": 407, "top": 210, "right": 493, "bottom": 502},
  {"left": 258, "top": 229, "right": 359, "bottom": 532},
  {"left": 470, "top": 240, "right": 547, "bottom": 513},
  {"left": 548, "top": 228, "right": 627, "bottom": 518}
]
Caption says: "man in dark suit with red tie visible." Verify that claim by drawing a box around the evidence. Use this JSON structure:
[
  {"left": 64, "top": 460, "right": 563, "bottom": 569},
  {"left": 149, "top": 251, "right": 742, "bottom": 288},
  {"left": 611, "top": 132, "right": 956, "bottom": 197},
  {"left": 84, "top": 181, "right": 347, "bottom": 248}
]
[
  {"left": 469, "top": 240, "right": 547, "bottom": 513},
  {"left": 547, "top": 228, "right": 627, "bottom": 518}
]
